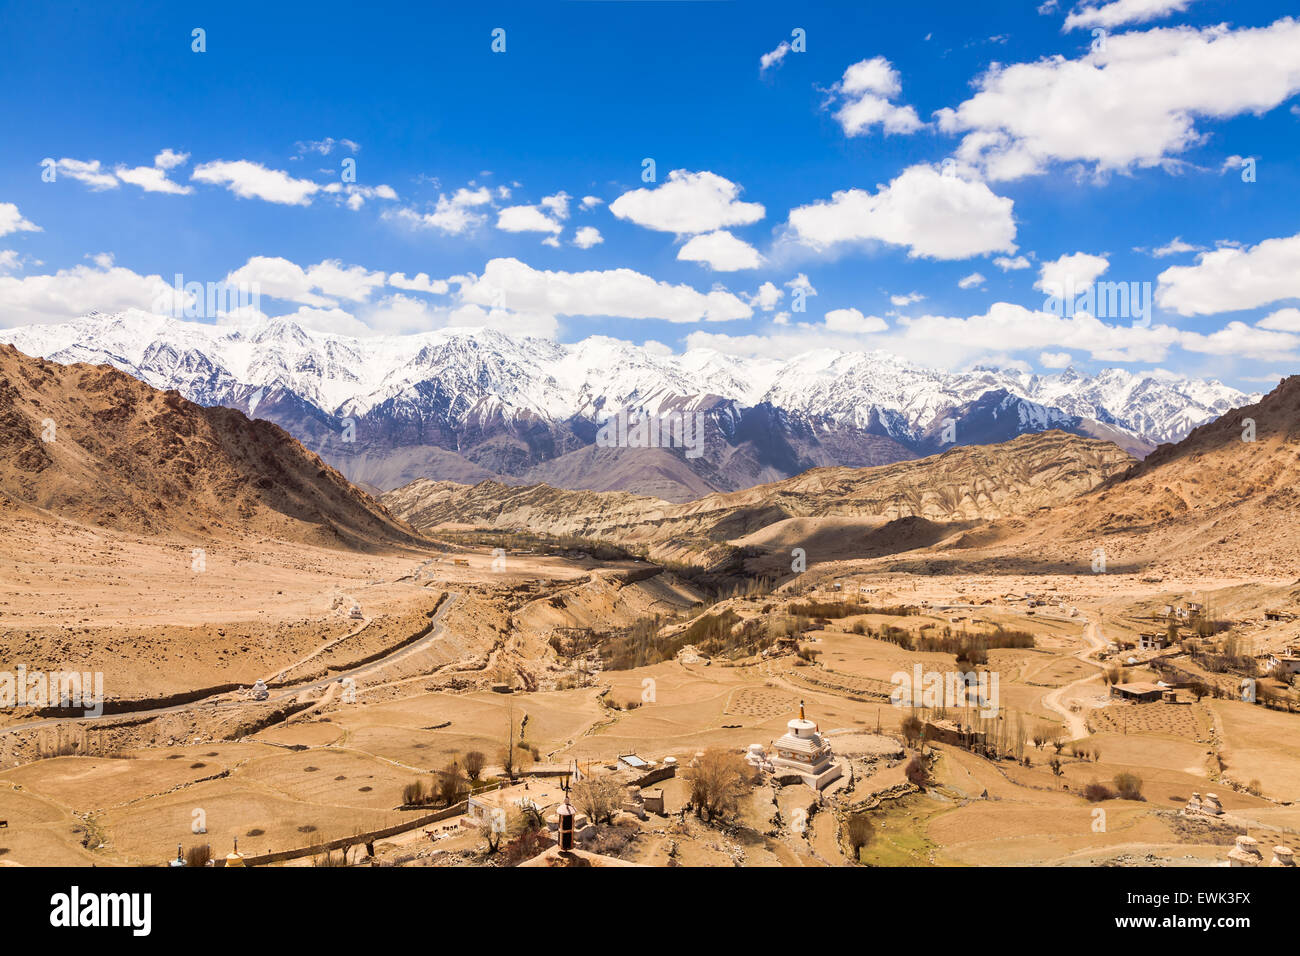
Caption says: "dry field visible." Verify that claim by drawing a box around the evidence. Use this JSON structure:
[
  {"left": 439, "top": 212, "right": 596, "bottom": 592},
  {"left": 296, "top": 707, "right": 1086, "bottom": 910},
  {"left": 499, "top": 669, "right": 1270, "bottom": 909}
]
[{"left": 3, "top": 532, "right": 1299, "bottom": 869}]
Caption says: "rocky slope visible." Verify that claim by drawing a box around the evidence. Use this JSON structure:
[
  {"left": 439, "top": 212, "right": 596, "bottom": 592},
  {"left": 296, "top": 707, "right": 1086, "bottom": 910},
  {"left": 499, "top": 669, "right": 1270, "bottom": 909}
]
[
  {"left": 0, "top": 344, "right": 425, "bottom": 550},
  {"left": 384, "top": 430, "right": 1134, "bottom": 562}
]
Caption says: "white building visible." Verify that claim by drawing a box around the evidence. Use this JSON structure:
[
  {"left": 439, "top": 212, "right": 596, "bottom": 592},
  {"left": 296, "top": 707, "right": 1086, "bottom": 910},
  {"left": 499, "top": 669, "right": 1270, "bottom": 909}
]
[{"left": 768, "top": 702, "right": 843, "bottom": 790}]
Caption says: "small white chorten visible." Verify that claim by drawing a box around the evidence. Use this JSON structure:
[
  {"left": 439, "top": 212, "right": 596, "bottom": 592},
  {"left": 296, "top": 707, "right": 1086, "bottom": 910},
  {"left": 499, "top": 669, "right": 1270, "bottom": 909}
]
[{"left": 768, "top": 701, "right": 842, "bottom": 790}]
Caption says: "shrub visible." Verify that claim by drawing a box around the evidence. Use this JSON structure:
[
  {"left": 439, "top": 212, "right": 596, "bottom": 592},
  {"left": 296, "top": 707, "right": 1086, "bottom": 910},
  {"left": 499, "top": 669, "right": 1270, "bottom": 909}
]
[
  {"left": 1083, "top": 781, "right": 1115, "bottom": 802},
  {"left": 1113, "top": 772, "right": 1144, "bottom": 800},
  {"left": 904, "top": 756, "right": 930, "bottom": 788}
]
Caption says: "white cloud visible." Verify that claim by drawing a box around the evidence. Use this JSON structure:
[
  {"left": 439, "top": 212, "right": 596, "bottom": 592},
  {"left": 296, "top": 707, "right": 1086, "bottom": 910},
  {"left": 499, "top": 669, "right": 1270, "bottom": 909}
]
[
  {"left": 748, "top": 281, "right": 784, "bottom": 311},
  {"left": 540, "top": 191, "right": 572, "bottom": 219},
  {"left": 496, "top": 204, "right": 564, "bottom": 235},
  {"left": 384, "top": 186, "right": 494, "bottom": 235},
  {"left": 323, "top": 182, "right": 398, "bottom": 210},
  {"left": 824, "top": 307, "right": 888, "bottom": 333},
  {"left": 830, "top": 57, "right": 924, "bottom": 136},
  {"left": 677, "top": 230, "right": 764, "bottom": 271},
  {"left": 115, "top": 163, "right": 193, "bottom": 195},
  {"left": 191, "top": 160, "right": 322, "bottom": 205},
  {"left": 0, "top": 258, "right": 181, "bottom": 327},
  {"left": 958, "top": 272, "right": 987, "bottom": 289},
  {"left": 155, "top": 149, "right": 190, "bottom": 170},
  {"left": 681, "top": 299, "right": 1284, "bottom": 368},
  {"left": 890, "top": 291, "right": 925, "bottom": 306},
  {"left": 49, "top": 158, "right": 119, "bottom": 190},
  {"left": 573, "top": 226, "right": 603, "bottom": 249},
  {"left": 224, "top": 256, "right": 385, "bottom": 307},
  {"left": 1150, "top": 236, "right": 1200, "bottom": 257},
  {"left": 456, "top": 257, "right": 753, "bottom": 323},
  {"left": 1039, "top": 350, "right": 1073, "bottom": 367},
  {"left": 787, "top": 164, "right": 1017, "bottom": 260},
  {"left": 1178, "top": 320, "right": 1299, "bottom": 361},
  {"left": 993, "top": 254, "right": 1031, "bottom": 270},
  {"left": 1257, "top": 307, "right": 1300, "bottom": 332},
  {"left": 1157, "top": 232, "right": 1300, "bottom": 315},
  {"left": 1035, "top": 252, "right": 1110, "bottom": 294},
  {"left": 761, "top": 42, "right": 791, "bottom": 73},
  {"left": 0, "top": 203, "right": 40, "bottom": 238},
  {"left": 389, "top": 272, "right": 449, "bottom": 294},
  {"left": 937, "top": 18, "right": 1300, "bottom": 180},
  {"left": 785, "top": 273, "right": 818, "bottom": 296},
  {"left": 580, "top": 195, "right": 604, "bottom": 209},
  {"left": 609, "top": 170, "right": 764, "bottom": 235},
  {"left": 292, "top": 138, "right": 360, "bottom": 158},
  {"left": 1064, "top": 0, "right": 1202, "bottom": 31},
  {"left": 0, "top": 250, "right": 20, "bottom": 273}
]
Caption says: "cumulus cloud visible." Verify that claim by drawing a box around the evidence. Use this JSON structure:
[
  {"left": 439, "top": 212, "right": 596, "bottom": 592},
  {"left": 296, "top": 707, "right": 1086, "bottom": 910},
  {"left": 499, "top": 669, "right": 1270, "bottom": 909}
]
[
  {"left": 389, "top": 272, "right": 449, "bottom": 294},
  {"left": 0, "top": 202, "right": 40, "bottom": 238},
  {"left": 677, "top": 231, "right": 764, "bottom": 271},
  {"left": 47, "top": 158, "right": 119, "bottom": 190},
  {"left": 573, "top": 226, "right": 603, "bottom": 249},
  {"left": 1257, "top": 307, "right": 1300, "bottom": 332},
  {"left": 1034, "top": 252, "right": 1110, "bottom": 294},
  {"left": 829, "top": 57, "right": 924, "bottom": 136},
  {"left": 191, "top": 160, "right": 322, "bottom": 205},
  {"left": 993, "top": 254, "right": 1032, "bottom": 271},
  {"left": 224, "top": 256, "right": 386, "bottom": 307},
  {"left": 958, "top": 272, "right": 986, "bottom": 290},
  {"left": 456, "top": 257, "right": 752, "bottom": 323},
  {"left": 609, "top": 170, "right": 764, "bottom": 235},
  {"left": 384, "top": 186, "right": 494, "bottom": 235},
  {"left": 787, "top": 164, "right": 1017, "bottom": 260},
  {"left": 497, "top": 204, "right": 564, "bottom": 235},
  {"left": 748, "top": 281, "right": 784, "bottom": 311},
  {"left": 937, "top": 18, "right": 1300, "bottom": 180},
  {"left": 1156, "top": 232, "right": 1300, "bottom": 315},
  {"left": 0, "top": 257, "right": 181, "bottom": 327},
  {"left": 824, "top": 307, "right": 888, "bottom": 333},
  {"left": 1064, "top": 0, "right": 1203, "bottom": 31},
  {"left": 1039, "top": 350, "right": 1073, "bottom": 367},
  {"left": 890, "top": 291, "right": 925, "bottom": 306},
  {"left": 682, "top": 298, "right": 1294, "bottom": 368}
]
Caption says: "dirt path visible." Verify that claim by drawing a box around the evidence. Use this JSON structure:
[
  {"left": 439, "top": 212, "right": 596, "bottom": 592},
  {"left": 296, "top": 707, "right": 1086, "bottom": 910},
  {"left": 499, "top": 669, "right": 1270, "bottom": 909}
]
[
  {"left": 1042, "top": 621, "right": 1109, "bottom": 740},
  {"left": 1, "top": 590, "right": 460, "bottom": 736}
]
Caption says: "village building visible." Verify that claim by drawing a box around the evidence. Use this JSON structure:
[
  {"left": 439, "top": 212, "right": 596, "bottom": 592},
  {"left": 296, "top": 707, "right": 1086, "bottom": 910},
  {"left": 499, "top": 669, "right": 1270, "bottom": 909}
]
[
  {"left": 466, "top": 782, "right": 564, "bottom": 828},
  {"left": 767, "top": 702, "right": 843, "bottom": 790},
  {"left": 1111, "top": 681, "right": 1165, "bottom": 703}
]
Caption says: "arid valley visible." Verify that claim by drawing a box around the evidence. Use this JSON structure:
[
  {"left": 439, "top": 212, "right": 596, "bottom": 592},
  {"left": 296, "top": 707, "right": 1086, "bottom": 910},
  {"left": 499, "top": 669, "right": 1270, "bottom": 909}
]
[{"left": 3, "top": 342, "right": 1299, "bottom": 871}]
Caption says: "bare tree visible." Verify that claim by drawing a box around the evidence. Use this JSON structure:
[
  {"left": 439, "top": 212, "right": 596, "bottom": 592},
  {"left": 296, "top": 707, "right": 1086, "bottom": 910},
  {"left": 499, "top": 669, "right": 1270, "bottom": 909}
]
[
  {"left": 685, "top": 748, "right": 753, "bottom": 822},
  {"left": 574, "top": 776, "right": 622, "bottom": 825},
  {"left": 463, "top": 750, "right": 486, "bottom": 782}
]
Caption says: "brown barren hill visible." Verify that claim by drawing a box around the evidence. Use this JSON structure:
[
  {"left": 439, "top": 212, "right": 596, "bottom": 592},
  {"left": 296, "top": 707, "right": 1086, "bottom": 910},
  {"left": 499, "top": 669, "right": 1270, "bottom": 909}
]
[
  {"left": 0, "top": 344, "right": 425, "bottom": 550},
  {"left": 987, "top": 375, "right": 1300, "bottom": 576},
  {"left": 384, "top": 430, "right": 1134, "bottom": 561}
]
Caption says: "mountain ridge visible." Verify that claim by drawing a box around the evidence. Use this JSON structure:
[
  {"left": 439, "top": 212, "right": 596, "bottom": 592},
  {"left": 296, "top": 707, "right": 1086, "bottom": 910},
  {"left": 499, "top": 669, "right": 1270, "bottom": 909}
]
[{"left": 0, "top": 310, "right": 1257, "bottom": 499}]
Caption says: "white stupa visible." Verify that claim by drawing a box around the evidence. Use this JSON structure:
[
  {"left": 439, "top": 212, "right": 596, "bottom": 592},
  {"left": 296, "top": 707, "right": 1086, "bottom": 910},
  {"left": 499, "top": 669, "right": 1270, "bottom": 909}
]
[{"left": 769, "top": 701, "right": 842, "bottom": 790}]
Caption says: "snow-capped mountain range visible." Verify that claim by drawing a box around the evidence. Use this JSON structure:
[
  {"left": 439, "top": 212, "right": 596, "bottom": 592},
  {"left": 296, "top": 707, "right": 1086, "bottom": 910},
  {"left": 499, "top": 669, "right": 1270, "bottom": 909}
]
[{"left": 0, "top": 310, "right": 1259, "bottom": 500}]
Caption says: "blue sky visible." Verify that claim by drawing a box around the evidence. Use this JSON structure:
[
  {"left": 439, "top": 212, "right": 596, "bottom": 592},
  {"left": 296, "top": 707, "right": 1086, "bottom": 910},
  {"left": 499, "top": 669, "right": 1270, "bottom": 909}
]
[{"left": 1, "top": 0, "right": 1299, "bottom": 390}]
